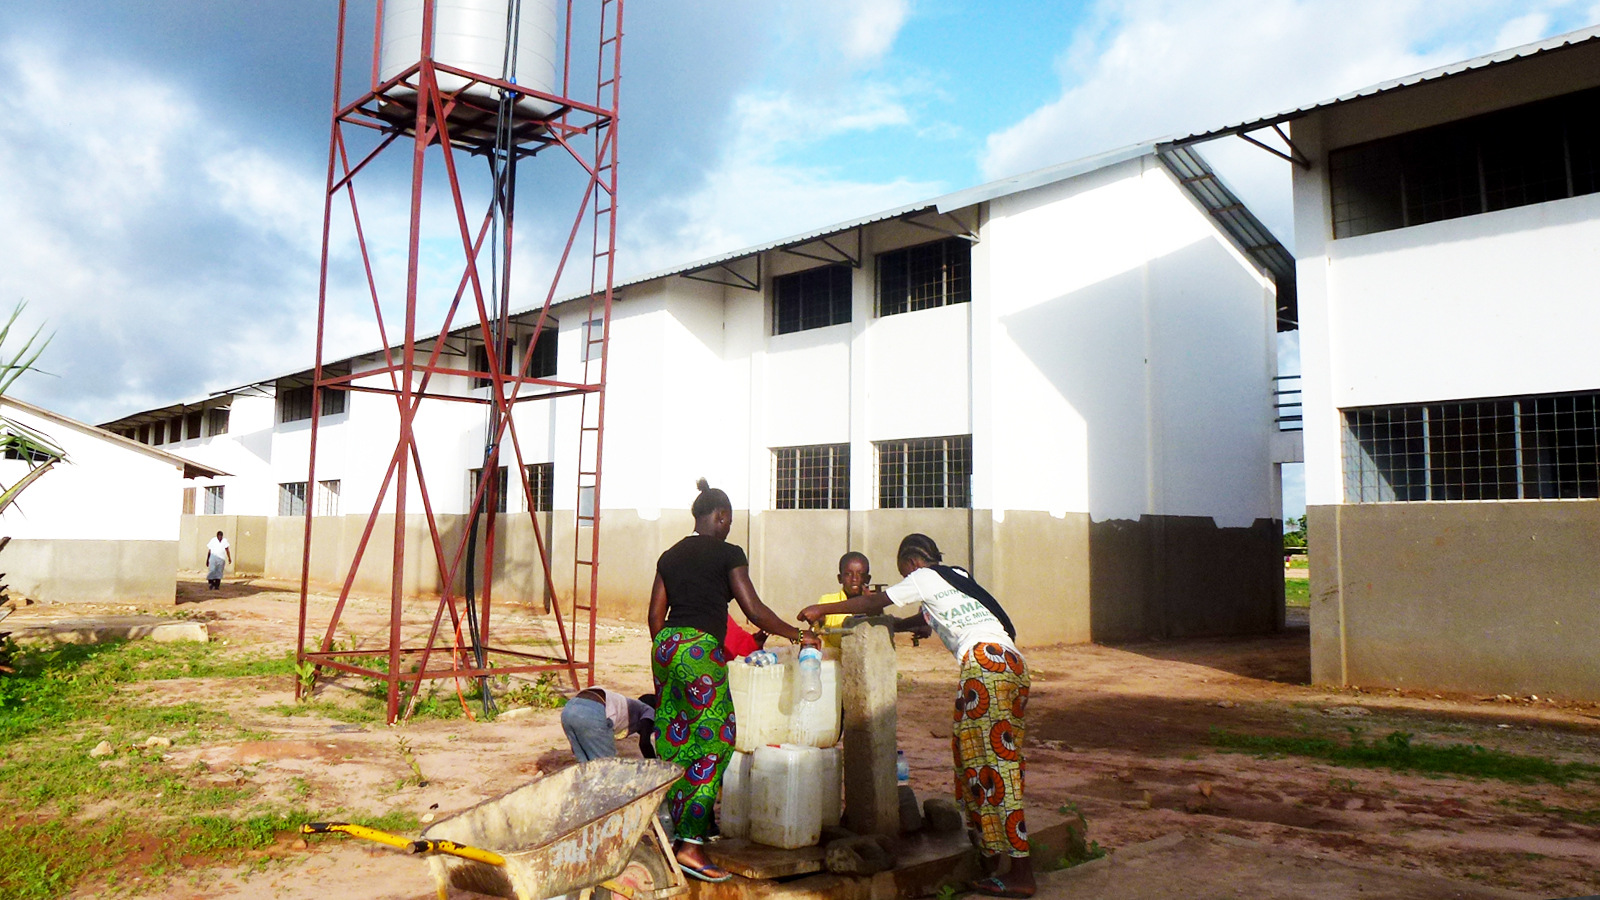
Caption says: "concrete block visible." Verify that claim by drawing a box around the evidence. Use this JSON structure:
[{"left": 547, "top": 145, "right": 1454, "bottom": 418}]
[
  {"left": 841, "top": 618, "right": 898, "bottom": 838},
  {"left": 898, "top": 785, "right": 924, "bottom": 833},
  {"left": 923, "top": 798, "right": 964, "bottom": 834},
  {"left": 824, "top": 835, "right": 896, "bottom": 876},
  {"left": 150, "top": 622, "right": 208, "bottom": 643}
]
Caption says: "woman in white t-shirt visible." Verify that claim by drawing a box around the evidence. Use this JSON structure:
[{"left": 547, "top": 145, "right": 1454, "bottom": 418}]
[{"left": 798, "top": 533, "right": 1034, "bottom": 898}]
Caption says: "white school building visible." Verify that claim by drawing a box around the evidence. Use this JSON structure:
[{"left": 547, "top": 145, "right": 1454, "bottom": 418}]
[
  {"left": 1180, "top": 26, "right": 1600, "bottom": 697},
  {"left": 101, "top": 144, "right": 1294, "bottom": 645}
]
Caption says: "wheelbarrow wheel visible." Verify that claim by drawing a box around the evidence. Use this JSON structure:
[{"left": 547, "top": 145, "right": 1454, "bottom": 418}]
[{"left": 596, "top": 842, "right": 674, "bottom": 900}]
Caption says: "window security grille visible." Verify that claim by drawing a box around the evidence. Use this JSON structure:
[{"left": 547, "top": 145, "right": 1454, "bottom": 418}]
[
  {"left": 876, "top": 238, "right": 971, "bottom": 317},
  {"left": 528, "top": 329, "right": 558, "bottom": 378},
  {"left": 203, "top": 485, "right": 225, "bottom": 515},
  {"left": 525, "top": 462, "right": 554, "bottom": 513},
  {"left": 772, "top": 444, "right": 850, "bottom": 510},
  {"left": 322, "top": 388, "right": 347, "bottom": 416},
  {"left": 168, "top": 419, "right": 183, "bottom": 443},
  {"left": 1330, "top": 85, "right": 1600, "bottom": 238},
  {"left": 316, "top": 480, "right": 341, "bottom": 517},
  {"left": 152, "top": 420, "right": 165, "bottom": 445},
  {"left": 875, "top": 435, "right": 972, "bottom": 509},
  {"left": 1343, "top": 391, "right": 1600, "bottom": 502},
  {"left": 279, "top": 482, "right": 307, "bottom": 517},
  {"left": 279, "top": 387, "right": 313, "bottom": 423},
  {"left": 469, "top": 466, "right": 509, "bottom": 513},
  {"left": 185, "top": 411, "right": 203, "bottom": 441},
  {"left": 774, "top": 265, "right": 852, "bottom": 335},
  {"left": 207, "top": 408, "right": 230, "bottom": 436}
]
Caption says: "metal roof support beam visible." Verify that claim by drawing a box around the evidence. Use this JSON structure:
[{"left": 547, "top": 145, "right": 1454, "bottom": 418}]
[
  {"left": 780, "top": 227, "right": 862, "bottom": 268},
  {"left": 1236, "top": 124, "right": 1311, "bottom": 169},
  {"left": 681, "top": 255, "right": 761, "bottom": 292},
  {"left": 904, "top": 209, "right": 979, "bottom": 242}
]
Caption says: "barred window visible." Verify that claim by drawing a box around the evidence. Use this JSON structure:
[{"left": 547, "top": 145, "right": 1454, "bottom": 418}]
[
  {"left": 203, "top": 485, "right": 225, "bottom": 515},
  {"left": 526, "top": 462, "right": 554, "bottom": 513},
  {"left": 469, "top": 466, "right": 509, "bottom": 513},
  {"left": 322, "top": 387, "right": 347, "bottom": 416},
  {"left": 1330, "top": 85, "right": 1600, "bottom": 238},
  {"left": 876, "top": 238, "right": 970, "bottom": 317},
  {"left": 278, "top": 482, "right": 307, "bottom": 517},
  {"left": 1344, "top": 391, "right": 1600, "bottom": 502},
  {"left": 876, "top": 435, "right": 972, "bottom": 509},
  {"left": 774, "top": 265, "right": 852, "bottom": 335},
  {"left": 772, "top": 444, "right": 850, "bottom": 510},
  {"left": 316, "top": 479, "right": 341, "bottom": 517},
  {"left": 472, "top": 339, "right": 514, "bottom": 389},
  {"left": 207, "top": 408, "right": 230, "bottom": 436},
  {"left": 528, "top": 328, "right": 558, "bottom": 378},
  {"left": 279, "top": 386, "right": 313, "bottom": 423},
  {"left": 184, "top": 411, "right": 203, "bottom": 441}
]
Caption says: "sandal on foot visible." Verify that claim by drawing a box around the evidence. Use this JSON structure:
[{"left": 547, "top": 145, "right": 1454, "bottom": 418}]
[
  {"left": 678, "top": 860, "right": 733, "bottom": 883},
  {"left": 970, "top": 876, "right": 1035, "bottom": 898}
]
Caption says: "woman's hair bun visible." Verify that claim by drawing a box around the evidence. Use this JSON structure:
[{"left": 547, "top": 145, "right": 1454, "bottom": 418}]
[{"left": 696, "top": 477, "right": 710, "bottom": 492}]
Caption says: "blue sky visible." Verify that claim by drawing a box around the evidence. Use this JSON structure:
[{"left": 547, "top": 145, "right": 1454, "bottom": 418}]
[{"left": 2, "top": 1, "right": 1598, "bottom": 522}]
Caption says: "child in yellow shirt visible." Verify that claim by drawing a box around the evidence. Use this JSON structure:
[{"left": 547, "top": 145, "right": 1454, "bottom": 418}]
[{"left": 814, "top": 551, "right": 872, "bottom": 647}]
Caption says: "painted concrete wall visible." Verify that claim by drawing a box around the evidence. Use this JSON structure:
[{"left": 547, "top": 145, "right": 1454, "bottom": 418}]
[
  {"left": 156, "top": 155, "right": 1281, "bottom": 644},
  {"left": 1309, "top": 501, "right": 1600, "bottom": 699},
  {"left": 0, "top": 400, "right": 185, "bottom": 603},
  {"left": 1291, "top": 48, "right": 1600, "bottom": 696}
]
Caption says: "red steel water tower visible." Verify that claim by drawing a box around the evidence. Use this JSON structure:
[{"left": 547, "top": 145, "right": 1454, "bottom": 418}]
[{"left": 295, "top": 0, "right": 623, "bottom": 722}]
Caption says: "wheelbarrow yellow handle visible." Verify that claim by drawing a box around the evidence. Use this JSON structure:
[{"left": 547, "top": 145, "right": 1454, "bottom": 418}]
[
  {"left": 408, "top": 837, "right": 508, "bottom": 866},
  {"left": 302, "top": 821, "right": 415, "bottom": 850},
  {"left": 301, "top": 822, "right": 507, "bottom": 866}
]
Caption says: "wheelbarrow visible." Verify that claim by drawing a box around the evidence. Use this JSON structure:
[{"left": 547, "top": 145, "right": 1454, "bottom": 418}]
[{"left": 304, "top": 757, "right": 689, "bottom": 900}]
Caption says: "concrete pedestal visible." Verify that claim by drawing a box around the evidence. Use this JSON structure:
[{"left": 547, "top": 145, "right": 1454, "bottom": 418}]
[{"left": 840, "top": 617, "right": 898, "bottom": 838}]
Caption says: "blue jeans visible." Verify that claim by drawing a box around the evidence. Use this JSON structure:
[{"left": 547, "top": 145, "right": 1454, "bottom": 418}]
[
  {"left": 561, "top": 696, "right": 675, "bottom": 840},
  {"left": 561, "top": 697, "right": 617, "bottom": 762}
]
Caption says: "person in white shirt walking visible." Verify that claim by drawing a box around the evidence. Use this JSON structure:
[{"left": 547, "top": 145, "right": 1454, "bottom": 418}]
[{"left": 205, "top": 531, "right": 231, "bottom": 590}]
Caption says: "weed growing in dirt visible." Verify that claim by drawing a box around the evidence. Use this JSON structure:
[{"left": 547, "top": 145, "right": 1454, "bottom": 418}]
[
  {"left": 1500, "top": 797, "right": 1600, "bottom": 825},
  {"left": 1048, "top": 801, "right": 1107, "bottom": 869},
  {"left": 1211, "top": 728, "right": 1600, "bottom": 784},
  {"left": 499, "top": 672, "right": 569, "bottom": 711}
]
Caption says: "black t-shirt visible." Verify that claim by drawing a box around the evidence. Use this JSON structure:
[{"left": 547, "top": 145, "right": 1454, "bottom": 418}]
[{"left": 656, "top": 534, "right": 749, "bottom": 643}]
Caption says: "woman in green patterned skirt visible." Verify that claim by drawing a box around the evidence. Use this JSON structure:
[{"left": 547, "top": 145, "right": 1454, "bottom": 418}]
[{"left": 649, "top": 478, "right": 815, "bottom": 882}]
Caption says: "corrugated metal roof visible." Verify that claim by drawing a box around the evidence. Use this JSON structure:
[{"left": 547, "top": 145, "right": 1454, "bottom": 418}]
[
  {"left": 1172, "top": 24, "right": 1600, "bottom": 146},
  {"left": 1156, "top": 145, "right": 1296, "bottom": 330}
]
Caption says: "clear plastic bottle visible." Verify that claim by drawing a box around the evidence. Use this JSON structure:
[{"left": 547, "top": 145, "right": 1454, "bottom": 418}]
[
  {"left": 796, "top": 645, "right": 823, "bottom": 703},
  {"left": 746, "top": 649, "right": 778, "bottom": 667},
  {"left": 896, "top": 749, "right": 910, "bottom": 784}
]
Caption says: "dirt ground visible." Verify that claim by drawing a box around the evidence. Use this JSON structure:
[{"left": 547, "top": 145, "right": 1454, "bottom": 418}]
[{"left": 10, "top": 574, "right": 1600, "bottom": 900}]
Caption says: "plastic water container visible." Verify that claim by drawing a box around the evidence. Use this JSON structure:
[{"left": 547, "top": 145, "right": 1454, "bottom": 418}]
[
  {"left": 729, "top": 653, "right": 790, "bottom": 752},
  {"left": 750, "top": 744, "right": 824, "bottom": 849},
  {"left": 786, "top": 654, "right": 840, "bottom": 748},
  {"left": 720, "top": 750, "right": 753, "bottom": 840},
  {"left": 819, "top": 746, "right": 842, "bottom": 828},
  {"left": 896, "top": 749, "right": 910, "bottom": 785}
]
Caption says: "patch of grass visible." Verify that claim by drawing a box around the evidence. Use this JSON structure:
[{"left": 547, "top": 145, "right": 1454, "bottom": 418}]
[
  {"left": 1501, "top": 797, "right": 1600, "bottom": 826},
  {"left": 0, "top": 807, "right": 422, "bottom": 900},
  {"left": 1284, "top": 578, "right": 1311, "bottom": 607},
  {"left": 1212, "top": 728, "right": 1600, "bottom": 785}
]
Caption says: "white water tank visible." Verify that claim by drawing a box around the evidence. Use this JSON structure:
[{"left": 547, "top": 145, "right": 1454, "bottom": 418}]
[{"left": 379, "top": 0, "right": 561, "bottom": 122}]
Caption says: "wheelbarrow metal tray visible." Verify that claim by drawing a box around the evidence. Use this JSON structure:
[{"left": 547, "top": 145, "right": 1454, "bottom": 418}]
[{"left": 422, "top": 757, "right": 682, "bottom": 900}]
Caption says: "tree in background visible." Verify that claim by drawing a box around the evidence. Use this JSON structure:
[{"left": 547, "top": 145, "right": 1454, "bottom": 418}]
[
  {"left": 0, "top": 301, "right": 64, "bottom": 515},
  {"left": 1282, "top": 514, "right": 1308, "bottom": 551}
]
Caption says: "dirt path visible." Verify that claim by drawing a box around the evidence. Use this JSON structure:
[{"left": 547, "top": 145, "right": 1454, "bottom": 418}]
[{"left": 8, "top": 576, "right": 1598, "bottom": 899}]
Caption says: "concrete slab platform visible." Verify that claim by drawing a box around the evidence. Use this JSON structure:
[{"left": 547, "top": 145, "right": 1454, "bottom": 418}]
[
  {"left": 9, "top": 615, "right": 208, "bottom": 644},
  {"left": 708, "top": 841, "right": 827, "bottom": 880},
  {"left": 1035, "top": 832, "right": 1538, "bottom": 900}
]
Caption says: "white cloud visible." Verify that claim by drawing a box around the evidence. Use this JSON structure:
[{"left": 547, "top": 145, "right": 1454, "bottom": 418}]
[{"left": 980, "top": 0, "right": 1597, "bottom": 248}]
